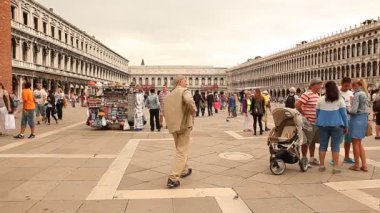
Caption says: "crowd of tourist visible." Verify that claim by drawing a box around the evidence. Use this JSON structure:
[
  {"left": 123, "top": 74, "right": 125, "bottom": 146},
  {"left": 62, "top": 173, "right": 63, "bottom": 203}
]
[{"left": 0, "top": 80, "right": 79, "bottom": 139}]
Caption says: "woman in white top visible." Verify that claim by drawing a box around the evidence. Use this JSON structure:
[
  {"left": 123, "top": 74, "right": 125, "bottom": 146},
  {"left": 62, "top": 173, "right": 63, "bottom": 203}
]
[{"left": 0, "top": 82, "right": 11, "bottom": 136}]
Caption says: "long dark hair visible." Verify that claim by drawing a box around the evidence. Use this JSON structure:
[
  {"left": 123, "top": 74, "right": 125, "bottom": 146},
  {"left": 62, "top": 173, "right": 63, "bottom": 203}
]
[{"left": 325, "top": 81, "right": 339, "bottom": 102}]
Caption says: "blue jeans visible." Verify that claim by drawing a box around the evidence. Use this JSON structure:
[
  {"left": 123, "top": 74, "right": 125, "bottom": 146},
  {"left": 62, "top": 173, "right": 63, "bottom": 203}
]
[{"left": 318, "top": 126, "right": 344, "bottom": 152}]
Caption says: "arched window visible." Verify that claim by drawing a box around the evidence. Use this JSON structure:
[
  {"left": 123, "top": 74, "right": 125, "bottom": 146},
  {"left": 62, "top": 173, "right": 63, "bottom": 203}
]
[
  {"left": 195, "top": 78, "right": 199, "bottom": 85},
  {"left": 189, "top": 77, "right": 193, "bottom": 85},
  {"left": 145, "top": 78, "right": 148, "bottom": 85},
  {"left": 334, "top": 49, "right": 337, "bottom": 61},
  {"left": 33, "top": 45, "right": 38, "bottom": 64},
  {"left": 132, "top": 78, "right": 136, "bottom": 83},
  {"left": 367, "top": 62, "right": 371, "bottom": 77},
  {"left": 139, "top": 77, "right": 142, "bottom": 85},
  {"left": 201, "top": 78, "right": 205, "bottom": 85},
  {"left": 11, "top": 38, "right": 16, "bottom": 59},
  {"left": 374, "top": 39, "right": 378, "bottom": 54},
  {"left": 373, "top": 61, "right": 378, "bottom": 76},
  {"left": 368, "top": 40, "right": 373, "bottom": 55},
  {"left": 362, "top": 41, "right": 367, "bottom": 56},
  {"left": 347, "top": 45, "right": 350, "bottom": 58},
  {"left": 158, "top": 78, "right": 161, "bottom": 86},
  {"left": 220, "top": 78, "right": 224, "bottom": 86},
  {"left": 357, "top": 43, "right": 361, "bottom": 57},
  {"left": 151, "top": 77, "right": 155, "bottom": 85},
  {"left": 351, "top": 44, "right": 356, "bottom": 57},
  {"left": 342, "top": 47, "right": 345, "bottom": 59},
  {"left": 50, "top": 51, "right": 55, "bottom": 68},
  {"left": 22, "top": 42, "right": 28, "bottom": 61},
  {"left": 164, "top": 77, "right": 167, "bottom": 85},
  {"left": 214, "top": 78, "right": 218, "bottom": 85},
  {"left": 338, "top": 48, "right": 341, "bottom": 60}
]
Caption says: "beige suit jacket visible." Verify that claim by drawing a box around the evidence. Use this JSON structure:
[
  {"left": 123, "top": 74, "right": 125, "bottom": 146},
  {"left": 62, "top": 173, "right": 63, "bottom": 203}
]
[{"left": 163, "top": 86, "right": 196, "bottom": 134}]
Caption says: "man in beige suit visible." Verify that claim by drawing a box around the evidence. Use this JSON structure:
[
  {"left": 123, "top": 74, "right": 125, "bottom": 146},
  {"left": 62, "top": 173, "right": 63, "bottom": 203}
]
[{"left": 164, "top": 75, "right": 196, "bottom": 189}]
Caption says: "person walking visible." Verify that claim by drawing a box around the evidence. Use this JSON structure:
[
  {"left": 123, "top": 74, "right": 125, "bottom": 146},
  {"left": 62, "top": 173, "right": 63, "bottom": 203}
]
[
  {"left": 330, "top": 77, "right": 355, "bottom": 165},
  {"left": 158, "top": 84, "right": 171, "bottom": 128},
  {"left": 250, "top": 89, "right": 265, "bottom": 135},
  {"left": 200, "top": 92, "right": 207, "bottom": 116},
  {"left": 146, "top": 89, "right": 161, "bottom": 132},
  {"left": 193, "top": 90, "right": 201, "bottom": 117},
  {"left": 220, "top": 92, "right": 226, "bottom": 111},
  {"left": 55, "top": 88, "right": 65, "bottom": 120},
  {"left": 262, "top": 90, "right": 271, "bottom": 131},
  {"left": 296, "top": 78, "right": 323, "bottom": 167},
  {"left": 207, "top": 91, "right": 214, "bottom": 116},
  {"left": 134, "top": 85, "right": 145, "bottom": 131},
  {"left": 213, "top": 92, "right": 220, "bottom": 114},
  {"left": 46, "top": 90, "right": 58, "bottom": 125},
  {"left": 14, "top": 81, "right": 36, "bottom": 139},
  {"left": 0, "top": 82, "right": 11, "bottom": 136},
  {"left": 164, "top": 75, "right": 196, "bottom": 189},
  {"left": 316, "top": 81, "right": 348, "bottom": 174},
  {"left": 242, "top": 91, "right": 252, "bottom": 132},
  {"left": 33, "top": 82, "right": 47, "bottom": 125},
  {"left": 228, "top": 93, "right": 237, "bottom": 118},
  {"left": 349, "top": 79, "right": 369, "bottom": 172},
  {"left": 285, "top": 87, "right": 298, "bottom": 109}
]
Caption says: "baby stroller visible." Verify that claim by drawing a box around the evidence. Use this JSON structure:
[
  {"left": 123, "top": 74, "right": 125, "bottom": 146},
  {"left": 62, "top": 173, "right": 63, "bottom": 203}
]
[{"left": 267, "top": 108, "right": 308, "bottom": 175}]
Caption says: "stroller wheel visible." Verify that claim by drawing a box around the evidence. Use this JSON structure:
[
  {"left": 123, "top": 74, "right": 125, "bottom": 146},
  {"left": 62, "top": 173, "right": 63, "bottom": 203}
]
[
  {"left": 299, "top": 158, "right": 309, "bottom": 172},
  {"left": 270, "top": 159, "right": 286, "bottom": 175}
]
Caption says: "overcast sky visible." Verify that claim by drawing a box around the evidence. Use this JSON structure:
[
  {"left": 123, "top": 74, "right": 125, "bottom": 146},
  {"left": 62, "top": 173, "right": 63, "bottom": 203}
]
[{"left": 37, "top": 0, "right": 380, "bottom": 67}]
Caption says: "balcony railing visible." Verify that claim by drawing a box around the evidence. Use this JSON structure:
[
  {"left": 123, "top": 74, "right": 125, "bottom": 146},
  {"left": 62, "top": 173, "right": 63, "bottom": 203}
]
[{"left": 12, "top": 59, "right": 106, "bottom": 82}]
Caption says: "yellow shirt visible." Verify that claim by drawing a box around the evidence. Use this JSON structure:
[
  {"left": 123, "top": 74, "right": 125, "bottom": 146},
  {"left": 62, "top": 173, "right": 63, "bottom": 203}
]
[{"left": 263, "top": 95, "right": 269, "bottom": 109}]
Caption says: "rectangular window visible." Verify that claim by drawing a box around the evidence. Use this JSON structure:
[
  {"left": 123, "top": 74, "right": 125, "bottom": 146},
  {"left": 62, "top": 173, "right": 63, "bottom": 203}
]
[
  {"left": 81, "top": 42, "right": 83, "bottom": 50},
  {"left": 22, "top": 12, "right": 28, "bottom": 25},
  {"left": 33, "top": 17, "right": 38, "bottom": 30},
  {"left": 58, "top": 30, "right": 62, "bottom": 40},
  {"left": 43, "top": 22, "right": 47, "bottom": 34},
  {"left": 65, "top": 33, "right": 68, "bottom": 43},
  {"left": 76, "top": 39, "right": 79, "bottom": 48},
  {"left": 11, "top": 6, "right": 15, "bottom": 20},
  {"left": 51, "top": 26, "right": 55, "bottom": 38},
  {"left": 71, "top": 36, "right": 74, "bottom": 46}
]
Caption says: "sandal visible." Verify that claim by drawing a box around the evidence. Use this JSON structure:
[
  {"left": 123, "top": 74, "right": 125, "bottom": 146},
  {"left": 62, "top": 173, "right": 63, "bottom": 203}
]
[
  {"left": 360, "top": 167, "right": 369, "bottom": 172},
  {"left": 318, "top": 166, "right": 326, "bottom": 172},
  {"left": 349, "top": 166, "right": 360, "bottom": 171}
]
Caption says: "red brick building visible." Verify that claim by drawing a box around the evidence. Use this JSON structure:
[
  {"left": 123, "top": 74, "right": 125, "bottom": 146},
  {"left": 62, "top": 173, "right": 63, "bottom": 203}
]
[{"left": 0, "top": 0, "right": 12, "bottom": 91}]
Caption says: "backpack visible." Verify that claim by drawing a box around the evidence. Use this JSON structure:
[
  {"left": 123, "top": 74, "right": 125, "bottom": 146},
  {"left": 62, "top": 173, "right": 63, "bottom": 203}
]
[
  {"left": 285, "top": 95, "right": 296, "bottom": 109},
  {"left": 252, "top": 99, "right": 264, "bottom": 116}
]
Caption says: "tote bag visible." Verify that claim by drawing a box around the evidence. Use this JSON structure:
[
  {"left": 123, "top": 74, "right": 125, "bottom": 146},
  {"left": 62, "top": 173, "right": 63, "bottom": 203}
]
[{"left": 5, "top": 114, "right": 16, "bottom": 130}]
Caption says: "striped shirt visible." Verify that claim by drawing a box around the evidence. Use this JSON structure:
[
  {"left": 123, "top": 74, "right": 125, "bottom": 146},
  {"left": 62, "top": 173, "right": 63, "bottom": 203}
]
[{"left": 299, "top": 90, "right": 319, "bottom": 124}]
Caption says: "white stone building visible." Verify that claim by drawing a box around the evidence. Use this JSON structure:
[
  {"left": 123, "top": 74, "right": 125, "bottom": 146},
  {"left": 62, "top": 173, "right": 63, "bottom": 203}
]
[
  {"left": 227, "top": 19, "right": 380, "bottom": 98},
  {"left": 10, "top": 0, "right": 129, "bottom": 96},
  {"left": 129, "top": 66, "right": 227, "bottom": 92}
]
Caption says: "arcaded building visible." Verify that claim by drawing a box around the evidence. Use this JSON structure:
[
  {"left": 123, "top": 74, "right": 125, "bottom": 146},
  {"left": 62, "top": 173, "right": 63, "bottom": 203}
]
[
  {"left": 227, "top": 19, "right": 380, "bottom": 98},
  {"left": 10, "top": 0, "right": 129, "bottom": 96},
  {"left": 129, "top": 66, "right": 227, "bottom": 92}
]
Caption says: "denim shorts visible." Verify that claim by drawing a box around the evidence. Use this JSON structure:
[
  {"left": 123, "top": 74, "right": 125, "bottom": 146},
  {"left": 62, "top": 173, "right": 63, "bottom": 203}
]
[
  {"left": 318, "top": 126, "right": 343, "bottom": 152},
  {"left": 21, "top": 109, "right": 35, "bottom": 128}
]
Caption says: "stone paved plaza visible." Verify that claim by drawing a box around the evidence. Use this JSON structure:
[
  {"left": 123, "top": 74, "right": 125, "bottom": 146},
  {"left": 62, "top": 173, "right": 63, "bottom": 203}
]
[{"left": 1, "top": 106, "right": 380, "bottom": 212}]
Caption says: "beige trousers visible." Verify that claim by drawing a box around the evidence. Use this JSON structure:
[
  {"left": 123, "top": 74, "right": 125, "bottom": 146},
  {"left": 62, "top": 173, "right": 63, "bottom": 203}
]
[{"left": 169, "top": 128, "right": 192, "bottom": 181}]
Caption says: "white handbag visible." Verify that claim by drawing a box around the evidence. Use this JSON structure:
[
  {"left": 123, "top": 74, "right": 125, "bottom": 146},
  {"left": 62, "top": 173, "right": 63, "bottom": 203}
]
[{"left": 5, "top": 114, "right": 16, "bottom": 130}]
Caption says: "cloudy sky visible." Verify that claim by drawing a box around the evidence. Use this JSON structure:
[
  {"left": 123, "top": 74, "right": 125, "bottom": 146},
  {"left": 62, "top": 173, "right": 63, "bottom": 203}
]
[{"left": 37, "top": 0, "right": 380, "bottom": 67}]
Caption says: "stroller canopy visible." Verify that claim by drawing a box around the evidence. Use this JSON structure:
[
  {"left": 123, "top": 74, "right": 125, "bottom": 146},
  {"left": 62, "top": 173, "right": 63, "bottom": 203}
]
[{"left": 272, "top": 108, "right": 301, "bottom": 127}]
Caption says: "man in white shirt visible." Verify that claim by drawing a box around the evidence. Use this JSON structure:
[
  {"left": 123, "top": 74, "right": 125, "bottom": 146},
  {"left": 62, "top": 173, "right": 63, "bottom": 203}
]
[
  {"left": 331, "top": 77, "right": 354, "bottom": 165},
  {"left": 34, "top": 83, "right": 47, "bottom": 125}
]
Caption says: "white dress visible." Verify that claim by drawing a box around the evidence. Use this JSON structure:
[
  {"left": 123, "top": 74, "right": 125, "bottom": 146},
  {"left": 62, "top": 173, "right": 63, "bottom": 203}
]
[{"left": 134, "top": 92, "right": 145, "bottom": 129}]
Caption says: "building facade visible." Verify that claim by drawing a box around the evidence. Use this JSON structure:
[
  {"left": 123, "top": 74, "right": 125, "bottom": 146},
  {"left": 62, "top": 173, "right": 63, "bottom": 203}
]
[
  {"left": 129, "top": 66, "right": 227, "bottom": 92},
  {"left": 9, "top": 0, "right": 129, "bottom": 97},
  {"left": 227, "top": 19, "right": 380, "bottom": 98}
]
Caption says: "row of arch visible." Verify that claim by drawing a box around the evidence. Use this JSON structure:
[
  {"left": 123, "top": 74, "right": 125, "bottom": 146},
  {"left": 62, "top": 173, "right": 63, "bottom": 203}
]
[
  {"left": 232, "top": 38, "right": 379, "bottom": 81},
  {"left": 132, "top": 76, "right": 225, "bottom": 87},
  {"left": 11, "top": 36, "right": 128, "bottom": 83},
  {"left": 254, "top": 61, "right": 379, "bottom": 87}
]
